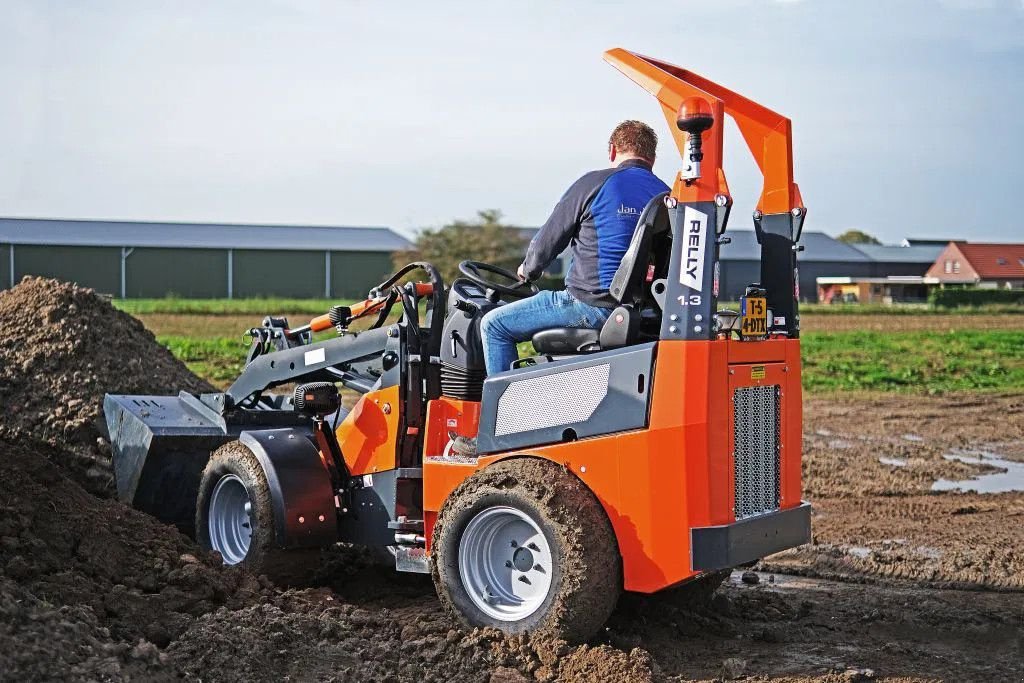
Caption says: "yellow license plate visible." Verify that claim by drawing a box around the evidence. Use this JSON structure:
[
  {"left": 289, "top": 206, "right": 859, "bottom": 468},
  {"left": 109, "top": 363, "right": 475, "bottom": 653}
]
[{"left": 741, "top": 296, "right": 767, "bottom": 338}]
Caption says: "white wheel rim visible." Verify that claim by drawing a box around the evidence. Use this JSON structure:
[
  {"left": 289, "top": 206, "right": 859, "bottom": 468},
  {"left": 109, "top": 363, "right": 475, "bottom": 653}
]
[
  {"left": 458, "top": 505, "right": 554, "bottom": 622},
  {"left": 208, "top": 474, "right": 253, "bottom": 565}
]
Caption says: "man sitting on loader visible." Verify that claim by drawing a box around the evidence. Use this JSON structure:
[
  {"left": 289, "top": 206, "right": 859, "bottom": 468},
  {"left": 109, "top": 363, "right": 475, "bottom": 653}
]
[
  {"left": 479, "top": 120, "right": 669, "bottom": 376},
  {"left": 450, "top": 121, "right": 669, "bottom": 457}
]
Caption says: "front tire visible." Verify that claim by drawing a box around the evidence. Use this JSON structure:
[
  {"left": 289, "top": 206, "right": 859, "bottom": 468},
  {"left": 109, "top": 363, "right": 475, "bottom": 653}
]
[
  {"left": 196, "top": 441, "right": 319, "bottom": 584},
  {"left": 432, "top": 458, "right": 621, "bottom": 643}
]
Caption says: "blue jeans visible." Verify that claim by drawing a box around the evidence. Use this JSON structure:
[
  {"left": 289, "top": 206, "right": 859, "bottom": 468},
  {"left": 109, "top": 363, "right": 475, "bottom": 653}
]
[{"left": 480, "top": 290, "right": 612, "bottom": 375}]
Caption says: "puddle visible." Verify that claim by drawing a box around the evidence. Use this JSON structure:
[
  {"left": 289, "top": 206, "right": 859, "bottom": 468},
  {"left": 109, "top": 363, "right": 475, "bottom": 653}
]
[
  {"left": 847, "top": 546, "right": 871, "bottom": 559},
  {"left": 902, "top": 434, "right": 924, "bottom": 443},
  {"left": 879, "top": 456, "right": 908, "bottom": 467},
  {"left": 932, "top": 449, "right": 1024, "bottom": 494},
  {"left": 829, "top": 439, "right": 854, "bottom": 449}
]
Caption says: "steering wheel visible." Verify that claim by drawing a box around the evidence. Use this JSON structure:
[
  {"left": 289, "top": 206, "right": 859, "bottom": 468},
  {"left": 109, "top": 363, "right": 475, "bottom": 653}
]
[{"left": 458, "top": 260, "right": 539, "bottom": 299}]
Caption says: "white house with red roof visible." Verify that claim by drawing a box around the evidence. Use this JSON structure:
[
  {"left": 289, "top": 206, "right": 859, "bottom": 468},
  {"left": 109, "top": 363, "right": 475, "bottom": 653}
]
[{"left": 926, "top": 242, "right": 1024, "bottom": 289}]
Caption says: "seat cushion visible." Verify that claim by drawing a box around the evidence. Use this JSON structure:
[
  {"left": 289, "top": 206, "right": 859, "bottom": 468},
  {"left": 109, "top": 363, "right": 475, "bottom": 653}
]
[{"left": 531, "top": 327, "right": 601, "bottom": 354}]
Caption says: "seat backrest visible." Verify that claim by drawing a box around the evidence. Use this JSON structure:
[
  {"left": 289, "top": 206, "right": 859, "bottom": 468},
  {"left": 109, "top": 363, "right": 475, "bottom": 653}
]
[{"left": 608, "top": 192, "right": 671, "bottom": 305}]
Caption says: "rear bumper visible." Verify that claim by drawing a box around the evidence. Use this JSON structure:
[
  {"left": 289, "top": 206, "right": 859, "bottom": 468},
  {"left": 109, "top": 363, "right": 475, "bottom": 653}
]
[{"left": 690, "top": 502, "right": 811, "bottom": 571}]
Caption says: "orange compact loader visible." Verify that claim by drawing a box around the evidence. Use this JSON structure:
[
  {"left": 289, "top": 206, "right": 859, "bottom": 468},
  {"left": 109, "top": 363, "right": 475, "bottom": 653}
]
[{"left": 105, "top": 49, "right": 810, "bottom": 642}]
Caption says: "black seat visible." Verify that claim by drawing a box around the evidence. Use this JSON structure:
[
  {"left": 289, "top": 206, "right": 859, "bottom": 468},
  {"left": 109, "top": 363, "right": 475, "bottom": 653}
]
[
  {"left": 530, "top": 193, "right": 671, "bottom": 356},
  {"left": 532, "top": 328, "right": 600, "bottom": 354}
]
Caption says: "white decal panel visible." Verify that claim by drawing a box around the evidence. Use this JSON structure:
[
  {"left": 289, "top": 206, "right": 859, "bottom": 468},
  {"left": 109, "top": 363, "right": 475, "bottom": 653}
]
[
  {"left": 680, "top": 206, "right": 708, "bottom": 292},
  {"left": 304, "top": 348, "right": 326, "bottom": 366}
]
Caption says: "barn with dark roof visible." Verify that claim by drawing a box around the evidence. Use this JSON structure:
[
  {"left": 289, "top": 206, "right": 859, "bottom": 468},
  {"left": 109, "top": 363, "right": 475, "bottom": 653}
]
[{"left": 0, "top": 218, "right": 411, "bottom": 299}]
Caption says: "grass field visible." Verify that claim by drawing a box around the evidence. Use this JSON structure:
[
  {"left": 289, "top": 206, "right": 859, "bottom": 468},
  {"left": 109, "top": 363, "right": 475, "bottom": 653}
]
[
  {"left": 118, "top": 297, "right": 1024, "bottom": 317},
  {"left": 800, "top": 329, "right": 1024, "bottom": 393},
  {"left": 133, "top": 299, "right": 1024, "bottom": 394},
  {"left": 116, "top": 298, "right": 344, "bottom": 315},
  {"left": 151, "top": 326, "right": 1024, "bottom": 395}
]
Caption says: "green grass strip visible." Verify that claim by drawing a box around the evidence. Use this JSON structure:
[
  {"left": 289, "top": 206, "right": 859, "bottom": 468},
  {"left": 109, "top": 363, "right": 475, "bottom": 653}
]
[
  {"left": 801, "top": 329, "right": 1024, "bottom": 393},
  {"left": 117, "top": 298, "right": 347, "bottom": 315},
  {"left": 161, "top": 329, "right": 1024, "bottom": 395}
]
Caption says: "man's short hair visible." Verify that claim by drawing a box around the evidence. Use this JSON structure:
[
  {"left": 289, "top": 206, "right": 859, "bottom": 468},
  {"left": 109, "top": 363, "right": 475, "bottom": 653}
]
[{"left": 609, "top": 120, "right": 658, "bottom": 161}]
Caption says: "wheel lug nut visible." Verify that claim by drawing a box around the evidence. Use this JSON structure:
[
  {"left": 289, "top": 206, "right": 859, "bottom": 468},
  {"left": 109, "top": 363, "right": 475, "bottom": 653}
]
[
  {"left": 505, "top": 560, "right": 513, "bottom": 568},
  {"left": 527, "top": 542, "right": 540, "bottom": 551},
  {"left": 510, "top": 540, "right": 517, "bottom": 548}
]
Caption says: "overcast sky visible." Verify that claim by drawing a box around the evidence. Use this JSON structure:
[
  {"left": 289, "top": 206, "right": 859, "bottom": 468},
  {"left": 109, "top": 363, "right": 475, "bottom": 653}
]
[{"left": 2, "top": 0, "right": 1022, "bottom": 243}]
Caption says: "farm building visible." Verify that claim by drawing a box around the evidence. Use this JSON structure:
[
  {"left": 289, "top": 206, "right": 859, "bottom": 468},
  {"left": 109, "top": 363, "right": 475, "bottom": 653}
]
[
  {"left": 523, "top": 227, "right": 933, "bottom": 303},
  {"left": 812, "top": 242, "right": 945, "bottom": 303},
  {"left": 0, "top": 218, "right": 411, "bottom": 299},
  {"left": 816, "top": 276, "right": 935, "bottom": 304},
  {"left": 523, "top": 227, "right": 947, "bottom": 303},
  {"left": 717, "top": 230, "right": 878, "bottom": 303},
  {"left": 925, "top": 241, "right": 1024, "bottom": 289},
  {"left": 849, "top": 243, "right": 945, "bottom": 278}
]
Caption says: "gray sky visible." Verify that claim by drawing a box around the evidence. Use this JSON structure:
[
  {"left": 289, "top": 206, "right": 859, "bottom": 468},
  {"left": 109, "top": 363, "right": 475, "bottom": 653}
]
[{"left": 2, "top": 0, "right": 1022, "bottom": 243}]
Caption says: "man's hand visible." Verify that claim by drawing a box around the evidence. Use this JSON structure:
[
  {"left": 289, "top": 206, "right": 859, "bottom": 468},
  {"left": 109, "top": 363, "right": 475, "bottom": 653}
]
[{"left": 517, "top": 263, "right": 527, "bottom": 281}]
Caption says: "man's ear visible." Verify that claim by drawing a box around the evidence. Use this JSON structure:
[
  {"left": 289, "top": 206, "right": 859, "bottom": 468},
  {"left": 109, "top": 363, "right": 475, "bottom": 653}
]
[{"left": 608, "top": 143, "right": 617, "bottom": 164}]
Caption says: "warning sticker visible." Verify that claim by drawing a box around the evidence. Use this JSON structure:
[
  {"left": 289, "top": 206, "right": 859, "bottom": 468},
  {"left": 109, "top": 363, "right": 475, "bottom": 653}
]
[{"left": 751, "top": 365, "right": 766, "bottom": 380}]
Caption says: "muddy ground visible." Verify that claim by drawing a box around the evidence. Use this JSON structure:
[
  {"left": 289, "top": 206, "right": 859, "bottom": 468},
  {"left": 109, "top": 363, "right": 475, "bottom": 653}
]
[{"left": 1, "top": 278, "right": 1022, "bottom": 682}]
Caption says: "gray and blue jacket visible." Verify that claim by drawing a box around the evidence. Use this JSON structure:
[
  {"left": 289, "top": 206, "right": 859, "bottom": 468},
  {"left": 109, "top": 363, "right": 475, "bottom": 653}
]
[{"left": 521, "top": 159, "right": 670, "bottom": 308}]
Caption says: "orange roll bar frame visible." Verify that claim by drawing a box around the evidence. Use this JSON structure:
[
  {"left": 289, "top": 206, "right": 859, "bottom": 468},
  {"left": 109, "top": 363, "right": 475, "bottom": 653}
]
[{"left": 602, "top": 49, "right": 803, "bottom": 215}]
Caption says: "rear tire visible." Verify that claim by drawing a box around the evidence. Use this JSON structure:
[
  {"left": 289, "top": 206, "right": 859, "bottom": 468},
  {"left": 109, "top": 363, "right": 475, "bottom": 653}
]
[
  {"left": 432, "top": 458, "right": 621, "bottom": 643},
  {"left": 196, "top": 441, "right": 319, "bottom": 585}
]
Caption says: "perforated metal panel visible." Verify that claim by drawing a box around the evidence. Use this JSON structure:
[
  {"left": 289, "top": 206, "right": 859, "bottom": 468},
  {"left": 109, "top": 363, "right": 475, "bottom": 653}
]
[
  {"left": 733, "top": 385, "right": 781, "bottom": 519},
  {"left": 494, "top": 364, "right": 610, "bottom": 436}
]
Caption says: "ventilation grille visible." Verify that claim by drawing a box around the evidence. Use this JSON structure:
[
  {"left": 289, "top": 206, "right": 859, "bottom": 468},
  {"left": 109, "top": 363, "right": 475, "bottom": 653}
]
[
  {"left": 733, "top": 384, "right": 781, "bottom": 519},
  {"left": 494, "top": 364, "right": 610, "bottom": 436}
]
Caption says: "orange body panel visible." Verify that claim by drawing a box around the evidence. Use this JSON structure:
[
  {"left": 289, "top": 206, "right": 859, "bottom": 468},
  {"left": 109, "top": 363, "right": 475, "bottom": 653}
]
[
  {"left": 725, "top": 338, "right": 788, "bottom": 365},
  {"left": 335, "top": 385, "right": 401, "bottom": 475},
  {"left": 421, "top": 339, "right": 803, "bottom": 593},
  {"left": 423, "top": 397, "right": 481, "bottom": 458},
  {"left": 421, "top": 398, "right": 482, "bottom": 552}
]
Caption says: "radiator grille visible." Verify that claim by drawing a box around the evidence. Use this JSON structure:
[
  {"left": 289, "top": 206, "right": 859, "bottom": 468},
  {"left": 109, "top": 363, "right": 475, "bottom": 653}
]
[{"left": 733, "top": 384, "right": 781, "bottom": 519}]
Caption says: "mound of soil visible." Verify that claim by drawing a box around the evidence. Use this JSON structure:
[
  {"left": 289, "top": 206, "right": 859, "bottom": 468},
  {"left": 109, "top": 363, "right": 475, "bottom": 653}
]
[
  {"left": 0, "top": 438, "right": 265, "bottom": 678},
  {"left": 0, "top": 277, "right": 213, "bottom": 495},
  {"left": 0, "top": 436, "right": 655, "bottom": 682}
]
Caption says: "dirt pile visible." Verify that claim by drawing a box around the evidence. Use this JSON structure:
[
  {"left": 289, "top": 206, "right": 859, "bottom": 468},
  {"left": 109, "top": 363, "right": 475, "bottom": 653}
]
[
  {"left": 0, "top": 276, "right": 212, "bottom": 495},
  {"left": 166, "top": 594, "right": 655, "bottom": 683},
  {"left": 0, "top": 575, "right": 174, "bottom": 682},
  {"left": 0, "top": 437, "right": 265, "bottom": 679},
  {"left": 0, "top": 436, "right": 656, "bottom": 682}
]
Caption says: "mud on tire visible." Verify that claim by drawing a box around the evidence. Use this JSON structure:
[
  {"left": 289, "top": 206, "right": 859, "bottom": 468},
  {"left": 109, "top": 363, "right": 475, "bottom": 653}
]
[
  {"left": 196, "top": 441, "right": 319, "bottom": 585},
  {"left": 431, "top": 458, "right": 621, "bottom": 643}
]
